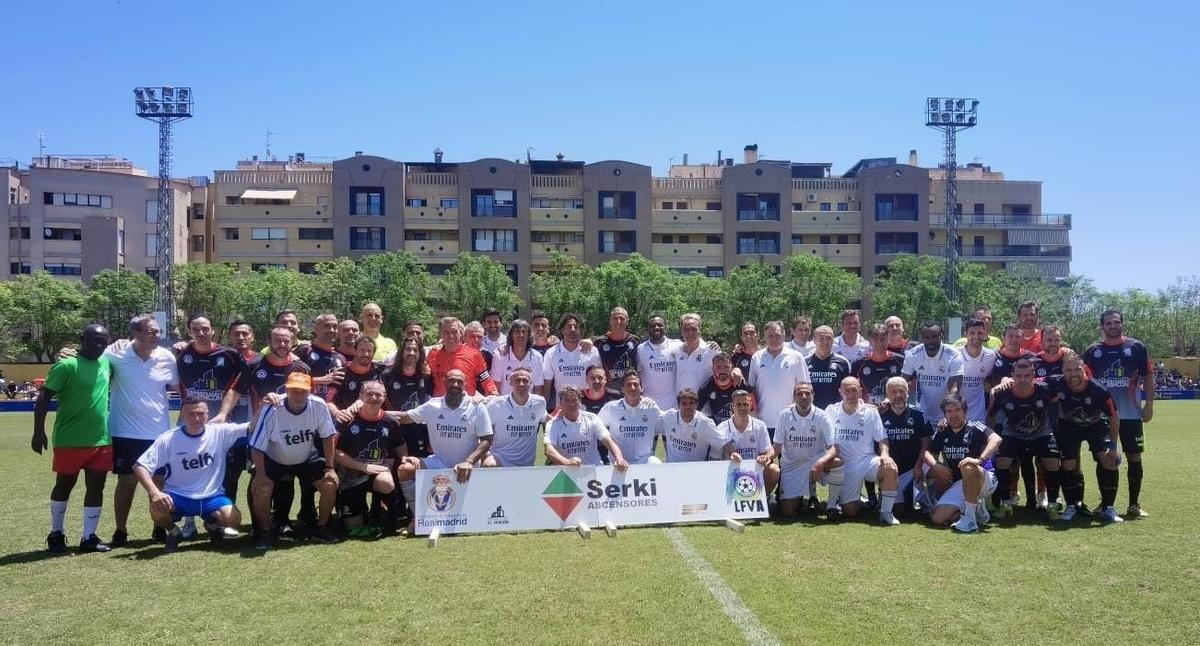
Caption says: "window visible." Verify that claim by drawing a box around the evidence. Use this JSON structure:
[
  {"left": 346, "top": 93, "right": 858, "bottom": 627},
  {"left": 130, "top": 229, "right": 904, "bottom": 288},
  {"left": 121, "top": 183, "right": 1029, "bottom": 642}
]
[
  {"left": 146, "top": 234, "right": 158, "bottom": 257},
  {"left": 706, "top": 267, "right": 725, "bottom": 278},
  {"left": 820, "top": 235, "right": 831, "bottom": 244},
  {"left": 875, "top": 232, "right": 918, "bottom": 254},
  {"left": 251, "top": 228, "right": 286, "bottom": 240},
  {"left": 223, "top": 227, "right": 239, "bottom": 241},
  {"left": 350, "top": 227, "right": 385, "bottom": 250},
  {"left": 43, "top": 227, "right": 82, "bottom": 241},
  {"left": 706, "top": 234, "right": 722, "bottom": 244},
  {"left": 532, "top": 198, "right": 554, "bottom": 209},
  {"left": 251, "top": 263, "right": 286, "bottom": 272},
  {"left": 350, "top": 187, "right": 384, "bottom": 216},
  {"left": 472, "top": 189, "right": 516, "bottom": 217},
  {"left": 676, "top": 202, "right": 687, "bottom": 210},
  {"left": 660, "top": 201, "right": 674, "bottom": 210},
  {"left": 792, "top": 202, "right": 804, "bottom": 211},
  {"left": 44, "top": 192, "right": 110, "bottom": 208},
  {"left": 504, "top": 264, "right": 518, "bottom": 284},
  {"left": 8, "top": 187, "right": 16, "bottom": 205},
  {"left": 191, "top": 235, "right": 204, "bottom": 253},
  {"left": 736, "top": 232, "right": 780, "bottom": 254},
  {"left": 531, "top": 231, "right": 583, "bottom": 244},
  {"left": 472, "top": 229, "right": 517, "bottom": 253},
  {"left": 298, "top": 263, "right": 318, "bottom": 274},
  {"left": 875, "top": 194, "right": 919, "bottom": 221},
  {"left": 837, "top": 202, "right": 849, "bottom": 211},
  {"left": 599, "top": 191, "right": 636, "bottom": 219},
  {"left": 44, "top": 262, "right": 81, "bottom": 276},
  {"left": 791, "top": 234, "right": 804, "bottom": 245},
  {"left": 406, "top": 198, "right": 428, "bottom": 207},
  {"left": 9, "top": 227, "right": 30, "bottom": 239},
  {"left": 599, "top": 231, "right": 636, "bottom": 253},
  {"left": 837, "top": 234, "right": 850, "bottom": 245},
  {"left": 565, "top": 199, "right": 584, "bottom": 210},
  {"left": 440, "top": 198, "right": 459, "bottom": 209},
  {"left": 191, "top": 205, "right": 204, "bottom": 220},
  {"left": 706, "top": 202, "right": 722, "bottom": 211},
  {"left": 427, "top": 264, "right": 452, "bottom": 276},
  {"left": 9, "top": 262, "right": 31, "bottom": 275},
  {"left": 145, "top": 200, "right": 158, "bottom": 223},
  {"left": 973, "top": 203, "right": 985, "bottom": 214},
  {"left": 736, "top": 193, "right": 780, "bottom": 221},
  {"left": 820, "top": 202, "right": 832, "bottom": 211},
  {"left": 298, "top": 227, "right": 334, "bottom": 240}
]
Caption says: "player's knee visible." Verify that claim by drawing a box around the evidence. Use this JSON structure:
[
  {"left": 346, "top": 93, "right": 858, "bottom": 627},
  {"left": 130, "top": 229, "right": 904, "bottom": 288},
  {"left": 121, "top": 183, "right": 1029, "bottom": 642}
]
[
  {"left": 930, "top": 508, "right": 956, "bottom": 526},
  {"left": 481, "top": 454, "right": 500, "bottom": 468},
  {"left": 374, "top": 472, "right": 395, "bottom": 494},
  {"left": 842, "top": 502, "right": 862, "bottom": 518}
]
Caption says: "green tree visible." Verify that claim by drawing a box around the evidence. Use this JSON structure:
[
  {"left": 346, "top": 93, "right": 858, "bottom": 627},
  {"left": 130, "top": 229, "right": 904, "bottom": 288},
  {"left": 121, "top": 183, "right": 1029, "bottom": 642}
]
[
  {"left": 1160, "top": 276, "right": 1200, "bottom": 355},
  {"left": 0, "top": 282, "right": 20, "bottom": 361},
  {"left": 311, "top": 253, "right": 435, "bottom": 336},
  {"left": 779, "top": 254, "right": 863, "bottom": 328},
  {"left": 724, "top": 261, "right": 790, "bottom": 333},
  {"left": 867, "top": 255, "right": 956, "bottom": 326},
  {"left": 436, "top": 253, "right": 523, "bottom": 322},
  {"left": 671, "top": 272, "right": 734, "bottom": 345},
  {"left": 529, "top": 252, "right": 602, "bottom": 333},
  {"left": 591, "top": 254, "right": 686, "bottom": 333},
  {"left": 83, "top": 269, "right": 157, "bottom": 335},
  {"left": 174, "top": 262, "right": 240, "bottom": 331},
  {"left": 8, "top": 272, "right": 87, "bottom": 362},
  {"left": 230, "top": 267, "right": 318, "bottom": 339}
]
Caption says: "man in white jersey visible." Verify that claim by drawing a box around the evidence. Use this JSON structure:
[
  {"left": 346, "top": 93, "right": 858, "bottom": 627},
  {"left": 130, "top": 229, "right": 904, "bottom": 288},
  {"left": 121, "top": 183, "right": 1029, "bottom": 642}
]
[
  {"left": 901, "top": 320, "right": 964, "bottom": 423},
  {"left": 598, "top": 371, "right": 665, "bottom": 464},
  {"left": 773, "top": 383, "right": 840, "bottom": 517},
  {"left": 657, "top": 388, "right": 730, "bottom": 463},
  {"left": 825, "top": 377, "right": 901, "bottom": 525},
  {"left": 489, "top": 319, "right": 546, "bottom": 396},
  {"left": 545, "top": 386, "right": 629, "bottom": 468},
  {"left": 832, "top": 309, "right": 871, "bottom": 365},
  {"left": 720, "top": 390, "right": 779, "bottom": 495},
  {"left": 673, "top": 313, "right": 720, "bottom": 395},
  {"left": 248, "top": 373, "right": 339, "bottom": 549},
  {"left": 636, "top": 315, "right": 682, "bottom": 408},
  {"left": 747, "top": 321, "right": 812, "bottom": 441},
  {"left": 787, "top": 315, "right": 816, "bottom": 357},
  {"left": 958, "top": 318, "right": 996, "bottom": 422},
  {"left": 133, "top": 396, "right": 248, "bottom": 551},
  {"left": 391, "top": 369, "right": 493, "bottom": 475},
  {"left": 543, "top": 313, "right": 601, "bottom": 394},
  {"left": 485, "top": 368, "right": 549, "bottom": 467}
]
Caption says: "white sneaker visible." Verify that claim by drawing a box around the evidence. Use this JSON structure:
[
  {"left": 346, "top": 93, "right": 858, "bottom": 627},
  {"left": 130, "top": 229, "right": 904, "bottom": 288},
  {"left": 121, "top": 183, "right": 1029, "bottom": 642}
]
[
  {"left": 180, "top": 519, "right": 198, "bottom": 539},
  {"left": 951, "top": 516, "right": 979, "bottom": 533},
  {"left": 1058, "top": 505, "right": 1078, "bottom": 522},
  {"left": 1036, "top": 491, "right": 1049, "bottom": 509},
  {"left": 975, "top": 502, "right": 991, "bottom": 526},
  {"left": 879, "top": 512, "right": 900, "bottom": 526},
  {"left": 222, "top": 526, "right": 241, "bottom": 538},
  {"left": 1100, "top": 506, "right": 1125, "bottom": 523}
]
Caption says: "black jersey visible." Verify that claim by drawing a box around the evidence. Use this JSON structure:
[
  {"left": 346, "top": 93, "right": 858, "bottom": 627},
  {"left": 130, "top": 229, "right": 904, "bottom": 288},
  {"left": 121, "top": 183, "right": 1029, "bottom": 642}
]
[
  {"left": 697, "top": 377, "right": 741, "bottom": 425},
  {"left": 879, "top": 405, "right": 933, "bottom": 473},
  {"left": 1083, "top": 337, "right": 1151, "bottom": 420},
  {"left": 731, "top": 350, "right": 755, "bottom": 377},
  {"left": 988, "top": 349, "right": 1037, "bottom": 385},
  {"left": 594, "top": 333, "right": 640, "bottom": 392},
  {"left": 294, "top": 342, "right": 347, "bottom": 398},
  {"left": 988, "top": 382, "right": 1055, "bottom": 439},
  {"left": 930, "top": 422, "right": 995, "bottom": 482},
  {"left": 327, "top": 361, "right": 384, "bottom": 411},
  {"left": 851, "top": 352, "right": 906, "bottom": 404},
  {"left": 176, "top": 344, "right": 241, "bottom": 407},
  {"left": 381, "top": 370, "right": 433, "bottom": 457},
  {"left": 236, "top": 355, "right": 310, "bottom": 416},
  {"left": 1048, "top": 376, "right": 1117, "bottom": 428},
  {"left": 805, "top": 353, "right": 852, "bottom": 409},
  {"left": 335, "top": 411, "right": 405, "bottom": 487},
  {"left": 1034, "top": 351, "right": 1067, "bottom": 381},
  {"left": 581, "top": 390, "right": 618, "bottom": 416}
]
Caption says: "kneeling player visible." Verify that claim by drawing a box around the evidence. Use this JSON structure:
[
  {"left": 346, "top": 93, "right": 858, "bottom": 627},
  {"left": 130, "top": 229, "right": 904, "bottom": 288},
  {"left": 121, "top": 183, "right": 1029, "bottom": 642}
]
[
  {"left": 878, "top": 377, "right": 932, "bottom": 516},
  {"left": 334, "top": 381, "right": 405, "bottom": 536},
  {"left": 659, "top": 388, "right": 730, "bottom": 463},
  {"left": 133, "top": 396, "right": 249, "bottom": 551},
  {"left": 721, "top": 390, "right": 779, "bottom": 497},
  {"left": 545, "top": 386, "right": 629, "bottom": 468},
  {"left": 826, "top": 377, "right": 901, "bottom": 525},
  {"left": 924, "top": 395, "right": 1001, "bottom": 533},
  {"left": 485, "top": 368, "right": 550, "bottom": 467},
  {"left": 773, "top": 383, "right": 840, "bottom": 517},
  {"left": 1050, "top": 356, "right": 1123, "bottom": 523}
]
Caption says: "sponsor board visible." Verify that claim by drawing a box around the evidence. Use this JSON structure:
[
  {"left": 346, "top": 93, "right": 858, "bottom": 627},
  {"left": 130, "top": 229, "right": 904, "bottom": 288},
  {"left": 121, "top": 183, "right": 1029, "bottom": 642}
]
[{"left": 414, "top": 461, "right": 768, "bottom": 536}]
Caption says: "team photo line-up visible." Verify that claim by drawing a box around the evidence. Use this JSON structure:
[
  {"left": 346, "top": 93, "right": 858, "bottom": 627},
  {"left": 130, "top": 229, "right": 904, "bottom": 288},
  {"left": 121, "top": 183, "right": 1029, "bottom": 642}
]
[{"left": 32, "top": 298, "right": 1154, "bottom": 553}]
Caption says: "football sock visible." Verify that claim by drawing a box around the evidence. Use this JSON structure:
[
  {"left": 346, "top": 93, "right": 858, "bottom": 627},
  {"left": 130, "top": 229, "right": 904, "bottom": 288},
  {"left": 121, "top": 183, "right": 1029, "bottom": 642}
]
[{"left": 50, "top": 500, "right": 68, "bottom": 533}]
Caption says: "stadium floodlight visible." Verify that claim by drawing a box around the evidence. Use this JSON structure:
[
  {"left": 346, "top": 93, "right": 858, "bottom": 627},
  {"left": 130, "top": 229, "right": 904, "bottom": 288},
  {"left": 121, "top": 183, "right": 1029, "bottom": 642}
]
[{"left": 924, "top": 96, "right": 980, "bottom": 306}]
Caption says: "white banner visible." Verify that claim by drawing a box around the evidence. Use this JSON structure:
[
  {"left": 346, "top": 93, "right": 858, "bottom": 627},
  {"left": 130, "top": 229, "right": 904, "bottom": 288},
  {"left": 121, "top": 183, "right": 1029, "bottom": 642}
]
[{"left": 415, "top": 461, "right": 768, "bottom": 536}]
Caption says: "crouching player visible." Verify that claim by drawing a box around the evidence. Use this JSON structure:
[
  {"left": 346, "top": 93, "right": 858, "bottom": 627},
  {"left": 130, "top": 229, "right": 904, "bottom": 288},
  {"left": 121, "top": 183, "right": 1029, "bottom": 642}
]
[
  {"left": 334, "top": 381, "right": 405, "bottom": 537},
  {"left": 721, "top": 390, "right": 780, "bottom": 498},
  {"left": 923, "top": 394, "right": 1001, "bottom": 533},
  {"left": 773, "top": 383, "right": 841, "bottom": 517},
  {"left": 132, "top": 395, "right": 249, "bottom": 551}
]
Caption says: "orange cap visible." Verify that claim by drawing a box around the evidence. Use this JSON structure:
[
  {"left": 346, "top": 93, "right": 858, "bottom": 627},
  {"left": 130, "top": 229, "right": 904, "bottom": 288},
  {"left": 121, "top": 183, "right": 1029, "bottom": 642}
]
[{"left": 285, "top": 372, "right": 312, "bottom": 391}]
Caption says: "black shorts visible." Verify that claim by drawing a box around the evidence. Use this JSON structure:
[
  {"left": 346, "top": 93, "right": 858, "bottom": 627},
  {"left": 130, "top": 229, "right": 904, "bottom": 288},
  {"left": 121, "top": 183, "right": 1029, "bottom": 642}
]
[
  {"left": 400, "top": 424, "right": 430, "bottom": 458},
  {"left": 112, "top": 437, "right": 164, "bottom": 475},
  {"left": 1055, "top": 423, "right": 1109, "bottom": 461},
  {"left": 264, "top": 456, "right": 328, "bottom": 484},
  {"left": 339, "top": 477, "right": 376, "bottom": 518},
  {"left": 999, "top": 434, "right": 1060, "bottom": 460},
  {"left": 226, "top": 438, "right": 248, "bottom": 473},
  {"left": 1119, "top": 419, "right": 1145, "bottom": 454}
]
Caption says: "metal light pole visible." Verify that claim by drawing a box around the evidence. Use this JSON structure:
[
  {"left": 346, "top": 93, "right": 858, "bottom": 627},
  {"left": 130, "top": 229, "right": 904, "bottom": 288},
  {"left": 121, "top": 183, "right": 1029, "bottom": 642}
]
[{"left": 925, "top": 97, "right": 978, "bottom": 306}]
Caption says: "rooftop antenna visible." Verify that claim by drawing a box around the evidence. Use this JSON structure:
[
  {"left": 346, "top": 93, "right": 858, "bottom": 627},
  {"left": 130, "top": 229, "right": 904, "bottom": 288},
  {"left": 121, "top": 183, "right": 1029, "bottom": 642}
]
[
  {"left": 37, "top": 132, "right": 46, "bottom": 160},
  {"left": 265, "top": 126, "right": 275, "bottom": 161}
]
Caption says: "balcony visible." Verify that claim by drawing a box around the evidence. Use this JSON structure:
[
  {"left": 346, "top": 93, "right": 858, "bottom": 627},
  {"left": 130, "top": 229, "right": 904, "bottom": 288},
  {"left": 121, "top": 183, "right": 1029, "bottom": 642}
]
[
  {"left": 531, "top": 175, "right": 582, "bottom": 194},
  {"left": 216, "top": 238, "right": 334, "bottom": 258},
  {"left": 403, "top": 239, "right": 459, "bottom": 260},
  {"left": 652, "top": 243, "right": 724, "bottom": 265},
  {"left": 530, "top": 208, "right": 584, "bottom": 229},
  {"left": 792, "top": 179, "right": 856, "bottom": 191},
  {"left": 651, "top": 177, "right": 722, "bottom": 197},
  {"left": 929, "top": 244, "right": 1072, "bottom": 260},
  {"left": 930, "top": 213, "right": 1071, "bottom": 228},
  {"left": 599, "top": 206, "right": 636, "bottom": 220},
  {"left": 213, "top": 170, "right": 332, "bottom": 185},
  {"left": 737, "top": 209, "right": 779, "bottom": 222},
  {"left": 651, "top": 209, "right": 723, "bottom": 232},
  {"left": 531, "top": 243, "right": 584, "bottom": 263},
  {"left": 43, "top": 240, "right": 83, "bottom": 256},
  {"left": 792, "top": 210, "right": 862, "bottom": 232},
  {"left": 216, "top": 204, "right": 330, "bottom": 223},
  {"left": 403, "top": 206, "right": 459, "bottom": 229},
  {"left": 407, "top": 172, "right": 458, "bottom": 186},
  {"left": 791, "top": 243, "right": 862, "bottom": 266}
]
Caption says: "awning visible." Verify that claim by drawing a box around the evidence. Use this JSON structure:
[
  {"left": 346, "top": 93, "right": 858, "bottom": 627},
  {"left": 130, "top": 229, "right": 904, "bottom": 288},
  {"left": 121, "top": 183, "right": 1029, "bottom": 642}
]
[{"left": 239, "top": 188, "right": 297, "bottom": 201}]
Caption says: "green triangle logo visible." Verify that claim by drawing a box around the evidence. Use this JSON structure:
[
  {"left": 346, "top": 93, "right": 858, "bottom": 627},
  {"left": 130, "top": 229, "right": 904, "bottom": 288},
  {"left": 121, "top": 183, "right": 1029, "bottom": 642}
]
[{"left": 542, "top": 470, "right": 582, "bottom": 496}]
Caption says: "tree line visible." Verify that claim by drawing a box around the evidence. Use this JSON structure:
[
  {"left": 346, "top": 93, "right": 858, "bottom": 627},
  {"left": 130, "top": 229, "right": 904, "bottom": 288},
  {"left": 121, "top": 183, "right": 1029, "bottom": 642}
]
[{"left": 0, "top": 251, "right": 1195, "bottom": 362}]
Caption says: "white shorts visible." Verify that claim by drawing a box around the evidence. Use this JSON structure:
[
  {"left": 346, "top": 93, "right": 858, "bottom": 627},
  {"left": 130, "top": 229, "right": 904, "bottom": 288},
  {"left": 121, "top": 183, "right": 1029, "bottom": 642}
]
[
  {"left": 840, "top": 456, "right": 882, "bottom": 505},
  {"left": 897, "top": 464, "right": 928, "bottom": 501},
  {"left": 632, "top": 455, "right": 663, "bottom": 465},
  {"left": 933, "top": 470, "right": 997, "bottom": 513},
  {"left": 420, "top": 454, "right": 449, "bottom": 470},
  {"left": 779, "top": 459, "right": 823, "bottom": 500}
]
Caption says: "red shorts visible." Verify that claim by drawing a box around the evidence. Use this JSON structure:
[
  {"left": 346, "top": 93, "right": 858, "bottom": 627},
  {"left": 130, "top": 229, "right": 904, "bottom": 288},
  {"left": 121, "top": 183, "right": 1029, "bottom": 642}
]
[{"left": 52, "top": 446, "right": 114, "bottom": 475}]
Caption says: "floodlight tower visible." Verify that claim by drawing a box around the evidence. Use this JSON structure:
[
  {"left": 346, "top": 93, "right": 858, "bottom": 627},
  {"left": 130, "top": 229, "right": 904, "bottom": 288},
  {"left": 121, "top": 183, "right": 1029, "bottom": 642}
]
[
  {"left": 134, "top": 86, "right": 192, "bottom": 325},
  {"left": 925, "top": 97, "right": 978, "bottom": 305}
]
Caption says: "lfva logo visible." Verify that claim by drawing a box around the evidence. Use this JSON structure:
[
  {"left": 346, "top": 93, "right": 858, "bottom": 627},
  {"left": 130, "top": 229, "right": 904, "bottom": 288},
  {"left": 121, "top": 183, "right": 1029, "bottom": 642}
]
[{"left": 727, "top": 470, "right": 765, "bottom": 513}]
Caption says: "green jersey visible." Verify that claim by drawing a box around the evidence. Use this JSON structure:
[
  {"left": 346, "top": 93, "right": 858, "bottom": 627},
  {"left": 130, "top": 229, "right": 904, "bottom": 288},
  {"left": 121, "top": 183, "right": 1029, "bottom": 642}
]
[{"left": 44, "top": 355, "right": 112, "bottom": 448}]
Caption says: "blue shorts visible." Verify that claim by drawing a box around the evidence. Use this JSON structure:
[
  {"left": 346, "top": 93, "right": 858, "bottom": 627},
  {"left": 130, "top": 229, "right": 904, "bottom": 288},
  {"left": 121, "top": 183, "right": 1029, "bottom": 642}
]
[{"left": 169, "top": 492, "right": 233, "bottom": 521}]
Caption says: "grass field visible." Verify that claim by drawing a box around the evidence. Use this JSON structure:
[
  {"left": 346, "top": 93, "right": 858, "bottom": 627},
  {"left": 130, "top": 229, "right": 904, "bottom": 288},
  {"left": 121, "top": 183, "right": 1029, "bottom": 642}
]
[{"left": 2, "top": 404, "right": 1199, "bottom": 645}]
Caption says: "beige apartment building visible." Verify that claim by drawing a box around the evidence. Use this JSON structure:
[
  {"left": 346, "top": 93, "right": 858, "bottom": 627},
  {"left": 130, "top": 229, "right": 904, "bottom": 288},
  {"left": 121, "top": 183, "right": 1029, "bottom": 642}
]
[{"left": 2, "top": 156, "right": 194, "bottom": 280}]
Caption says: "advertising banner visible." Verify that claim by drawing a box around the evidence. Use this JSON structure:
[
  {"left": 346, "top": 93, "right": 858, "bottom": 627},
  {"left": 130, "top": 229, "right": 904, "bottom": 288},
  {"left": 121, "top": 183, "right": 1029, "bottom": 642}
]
[{"left": 415, "top": 461, "right": 768, "bottom": 536}]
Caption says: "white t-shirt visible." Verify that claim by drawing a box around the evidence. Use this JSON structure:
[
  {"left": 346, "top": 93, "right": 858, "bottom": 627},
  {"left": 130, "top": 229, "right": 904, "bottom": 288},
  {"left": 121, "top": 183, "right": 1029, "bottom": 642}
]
[
  {"left": 490, "top": 346, "right": 545, "bottom": 396},
  {"left": 545, "top": 411, "right": 610, "bottom": 466},
  {"left": 825, "top": 402, "right": 886, "bottom": 465},
  {"left": 673, "top": 341, "right": 719, "bottom": 396},
  {"left": 637, "top": 338, "right": 682, "bottom": 408},
  {"left": 786, "top": 339, "right": 816, "bottom": 357},
  {"left": 482, "top": 334, "right": 504, "bottom": 355},
  {"left": 407, "top": 397, "right": 493, "bottom": 466},
  {"left": 959, "top": 346, "right": 996, "bottom": 423},
  {"left": 901, "top": 344, "right": 965, "bottom": 423},
  {"left": 657, "top": 409, "right": 726, "bottom": 463},
  {"left": 105, "top": 344, "right": 180, "bottom": 439},
  {"left": 833, "top": 334, "right": 871, "bottom": 365},
  {"left": 718, "top": 416, "right": 772, "bottom": 459},
  {"left": 774, "top": 405, "right": 834, "bottom": 469},
  {"left": 543, "top": 342, "right": 602, "bottom": 392},
  {"left": 747, "top": 347, "right": 811, "bottom": 428},
  {"left": 137, "top": 422, "right": 248, "bottom": 498},
  {"left": 597, "top": 397, "right": 664, "bottom": 464},
  {"left": 249, "top": 396, "right": 337, "bottom": 465},
  {"left": 486, "top": 394, "right": 548, "bottom": 467}
]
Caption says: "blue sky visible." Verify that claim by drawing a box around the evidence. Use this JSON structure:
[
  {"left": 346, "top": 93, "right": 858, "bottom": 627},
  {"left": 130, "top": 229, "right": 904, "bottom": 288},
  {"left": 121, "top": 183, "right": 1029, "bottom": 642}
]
[{"left": 3, "top": 1, "right": 1196, "bottom": 291}]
